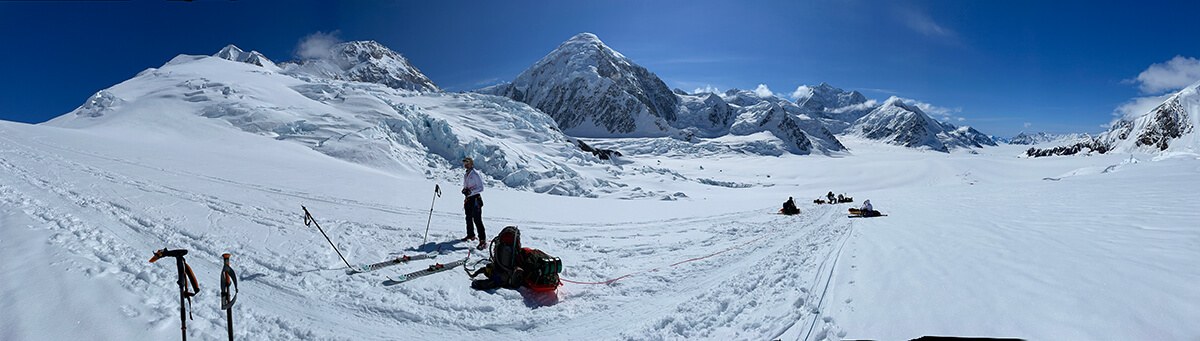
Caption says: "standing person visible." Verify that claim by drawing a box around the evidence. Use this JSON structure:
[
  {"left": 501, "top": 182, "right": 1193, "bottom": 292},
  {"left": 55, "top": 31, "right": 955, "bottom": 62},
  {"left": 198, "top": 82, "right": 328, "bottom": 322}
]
[
  {"left": 826, "top": 191, "right": 836, "bottom": 204},
  {"left": 461, "top": 157, "right": 486, "bottom": 249}
]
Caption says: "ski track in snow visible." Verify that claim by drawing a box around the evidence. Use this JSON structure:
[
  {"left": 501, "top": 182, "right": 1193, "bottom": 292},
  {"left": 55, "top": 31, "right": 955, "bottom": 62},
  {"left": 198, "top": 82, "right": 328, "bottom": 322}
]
[{"left": 0, "top": 130, "right": 857, "bottom": 340}]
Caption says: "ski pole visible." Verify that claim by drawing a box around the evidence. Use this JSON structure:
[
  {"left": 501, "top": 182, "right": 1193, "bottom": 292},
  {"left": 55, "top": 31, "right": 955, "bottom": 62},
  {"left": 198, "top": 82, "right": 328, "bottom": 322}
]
[
  {"left": 150, "top": 248, "right": 197, "bottom": 341},
  {"left": 220, "top": 253, "right": 238, "bottom": 341},
  {"left": 421, "top": 184, "right": 442, "bottom": 245},
  {"left": 302, "top": 206, "right": 354, "bottom": 270}
]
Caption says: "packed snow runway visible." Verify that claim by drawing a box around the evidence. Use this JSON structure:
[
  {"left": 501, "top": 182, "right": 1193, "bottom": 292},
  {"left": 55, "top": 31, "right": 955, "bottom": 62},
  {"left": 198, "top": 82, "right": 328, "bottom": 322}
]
[{"left": 2, "top": 120, "right": 1199, "bottom": 340}]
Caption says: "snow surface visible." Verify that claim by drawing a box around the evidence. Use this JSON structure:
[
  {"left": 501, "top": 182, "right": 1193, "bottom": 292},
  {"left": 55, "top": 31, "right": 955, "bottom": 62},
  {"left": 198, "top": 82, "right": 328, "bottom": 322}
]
[{"left": 3, "top": 111, "right": 1200, "bottom": 340}]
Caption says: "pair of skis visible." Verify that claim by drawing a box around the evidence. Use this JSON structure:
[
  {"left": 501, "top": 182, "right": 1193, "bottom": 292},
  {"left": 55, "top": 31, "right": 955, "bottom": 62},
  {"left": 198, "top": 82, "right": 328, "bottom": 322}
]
[
  {"left": 345, "top": 253, "right": 438, "bottom": 275},
  {"left": 382, "top": 258, "right": 469, "bottom": 286},
  {"left": 348, "top": 250, "right": 471, "bottom": 285},
  {"left": 383, "top": 246, "right": 477, "bottom": 285}
]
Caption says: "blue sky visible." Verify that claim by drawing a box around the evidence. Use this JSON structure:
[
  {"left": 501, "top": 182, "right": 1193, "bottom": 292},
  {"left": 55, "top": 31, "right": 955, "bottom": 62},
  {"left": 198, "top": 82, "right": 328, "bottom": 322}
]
[{"left": 2, "top": 0, "right": 1199, "bottom": 138}]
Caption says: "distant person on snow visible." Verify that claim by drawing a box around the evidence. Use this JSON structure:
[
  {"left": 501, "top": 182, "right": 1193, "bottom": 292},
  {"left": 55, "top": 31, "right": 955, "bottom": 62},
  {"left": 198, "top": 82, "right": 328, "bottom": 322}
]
[
  {"left": 461, "top": 157, "right": 486, "bottom": 249},
  {"left": 854, "top": 199, "right": 881, "bottom": 217},
  {"left": 782, "top": 197, "right": 799, "bottom": 215},
  {"left": 827, "top": 191, "right": 836, "bottom": 204}
]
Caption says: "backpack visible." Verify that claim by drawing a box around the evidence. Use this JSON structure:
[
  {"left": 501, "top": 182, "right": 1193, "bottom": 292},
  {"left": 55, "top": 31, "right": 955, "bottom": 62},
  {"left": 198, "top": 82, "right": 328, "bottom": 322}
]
[
  {"left": 469, "top": 226, "right": 562, "bottom": 292},
  {"left": 489, "top": 226, "right": 525, "bottom": 288},
  {"left": 519, "top": 247, "right": 562, "bottom": 292}
]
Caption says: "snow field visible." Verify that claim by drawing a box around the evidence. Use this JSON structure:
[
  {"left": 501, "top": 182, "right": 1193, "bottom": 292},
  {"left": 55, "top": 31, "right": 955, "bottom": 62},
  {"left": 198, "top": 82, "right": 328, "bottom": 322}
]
[
  {"left": 0, "top": 121, "right": 854, "bottom": 339},
  {"left": 3, "top": 118, "right": 1200, "bottom": 339}
]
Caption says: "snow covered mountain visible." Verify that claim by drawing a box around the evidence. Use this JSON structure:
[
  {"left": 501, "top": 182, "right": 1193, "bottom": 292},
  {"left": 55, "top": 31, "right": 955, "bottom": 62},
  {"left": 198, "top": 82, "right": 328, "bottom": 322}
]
[
  {"left": 720, "top": 88, "right": 846, "bottom": 154},
  {"left": 478, "top": 33, "right": 677, "bottom": 137},
  {"left": 794, "top": 82, "right": 875, "bottom": 124},
  {"left": 479, "top": 33, "right": 851, "bottom": 155},
  {"left": 45, "top": 45, "right": 618, "bottom": 197},
  {"left": 847, "top": 97, "right": 996, "bottom": 152},
  {"left": 279, "top": 41, "right": 441, "bottom": 92},
  {"left": 1097, "top": 80, "right": 1199, "bottom": 153},
  {"left": 1025, "top": 80, "right": 1200, "bottom": 157},
  {"left": 215, "top": 44, "right": 277, "bottom": 69},
  {"left": 672, "top": 90, "right": 735, "bottom": 137}
]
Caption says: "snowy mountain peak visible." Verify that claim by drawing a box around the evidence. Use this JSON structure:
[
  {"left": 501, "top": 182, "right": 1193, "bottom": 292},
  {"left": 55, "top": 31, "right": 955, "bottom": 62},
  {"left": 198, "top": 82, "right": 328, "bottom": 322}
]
[
  {"left": 881, "top": 96, "right": 914, "bottom": 110},
  {"left": 794, "top": 83, "right": 871, "bottom": 114},
  {"left": 214, "top": 44, "right": 276, "bottom": 69},
  {"left": 849, "top": 96, "right": 994, "bottom": 152},
  {"left": 476, "top": 33, "right": 676, "bottom": 137},
  {"left": 215, "top": 44, "right": 246, "bottom": 60},
  {"left": 566, "top": 32, "right": 602, "bottom": 45},
  {"left": 280, "top": 40, "right": 440, "bottom": 92}
]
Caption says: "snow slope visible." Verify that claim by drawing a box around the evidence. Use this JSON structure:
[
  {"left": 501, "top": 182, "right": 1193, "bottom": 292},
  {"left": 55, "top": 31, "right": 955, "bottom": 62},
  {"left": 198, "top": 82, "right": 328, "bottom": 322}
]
[
  {"left": 3, "top": 114, "right": 1199, "bottom": 340},
  {"left": 44, "top": 51, "right": 624, "bottom": 198}
]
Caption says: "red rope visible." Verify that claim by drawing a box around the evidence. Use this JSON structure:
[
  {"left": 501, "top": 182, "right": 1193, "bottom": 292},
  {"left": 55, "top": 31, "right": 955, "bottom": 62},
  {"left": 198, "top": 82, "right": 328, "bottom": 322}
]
[{"left": 560, "top": 230, "right": 777, "bottom": 285}]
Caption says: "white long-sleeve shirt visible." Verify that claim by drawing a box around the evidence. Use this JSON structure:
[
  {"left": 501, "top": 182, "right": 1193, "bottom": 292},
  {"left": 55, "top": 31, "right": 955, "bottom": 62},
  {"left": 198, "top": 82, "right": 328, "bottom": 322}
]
[{"left": 464, "top": 168, "right": 484, "bottom": 196}]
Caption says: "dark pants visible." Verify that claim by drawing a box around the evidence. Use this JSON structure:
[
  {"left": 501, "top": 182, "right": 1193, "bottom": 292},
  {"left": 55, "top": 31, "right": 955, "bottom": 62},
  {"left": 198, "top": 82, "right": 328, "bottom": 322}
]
[{"left": 464, "top": 195, "right": 484, "bottom": 239}]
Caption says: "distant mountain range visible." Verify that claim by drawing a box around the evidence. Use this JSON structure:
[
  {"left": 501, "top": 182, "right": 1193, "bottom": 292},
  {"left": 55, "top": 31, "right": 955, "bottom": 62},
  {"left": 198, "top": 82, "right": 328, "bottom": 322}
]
[
  {"left": 998, "top": 132, "right": 1092, "bottom": 145},
  {"left": 479, "top": 33, "right": 994, "bottom": 154}
]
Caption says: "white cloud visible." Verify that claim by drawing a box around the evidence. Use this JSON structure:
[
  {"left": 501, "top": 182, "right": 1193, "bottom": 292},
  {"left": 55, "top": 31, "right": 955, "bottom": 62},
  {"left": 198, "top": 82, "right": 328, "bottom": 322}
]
[
  {"left": 295, "top": 30, "right": 343, "bottom": 60},
  {"left": 692, "top": 85, "right": 721, "bottom": 94},
  {"left": 900, "top": 97, "right": 959, "bottom": 118},
  {"left": 900, "top": 8, "right": 954, "bottom": 38},
  {"left": 753, "top": 84, "right": 774, "bottom": 98},
  {"left": 1112, "top": 93, "right": 1172, "bottom": 121},
  {"left": 790, "top": 85, "right": 812, "bottom": 101},
  {"left": 1023, "top": 122, "right": 1032, "bottom": 128},
  {"left": 1128, "top": 56, "right": 1200, "bottom": 94},
  {"left": 827, "top": 100, "right": 879, "bottom": 114}
]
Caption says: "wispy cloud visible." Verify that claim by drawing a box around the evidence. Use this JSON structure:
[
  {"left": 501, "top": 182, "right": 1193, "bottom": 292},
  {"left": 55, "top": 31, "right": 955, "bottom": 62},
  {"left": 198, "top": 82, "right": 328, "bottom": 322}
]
[
  {"left": 899, "top": 7, "right": 955, "bottom": 38},
  {"left": 898, "top": 97, "right": 966, "bottom": 122},
  {"left": 1112, "top": 93, "right": 1172, "bottom": 121},
  {"left": 1112, "top": 56, "right": 1200, "bottom": 122},
  {"left": 295, "top": 30, "right": 343, "bottom": 60},
  {"left": 1125, "top": 55, "right": 1200, "bottom": 94},
  {"left": 856, "top": 88, "right": 902, "bottom": 96},
  {"left": 901, "top": 97, "right": 960, "bottom": 118},
  {"left": 470, "top": 78, "right": 505, "bottom": 88},
  {"left": 692, "top": 85, "right": 721, "bottom": 94}
]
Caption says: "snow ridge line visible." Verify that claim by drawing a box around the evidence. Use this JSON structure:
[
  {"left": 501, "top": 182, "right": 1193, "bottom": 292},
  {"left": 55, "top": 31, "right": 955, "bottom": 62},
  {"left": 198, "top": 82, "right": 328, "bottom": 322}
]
[
  {"left": 803, "top": 219, "right": 854, "bottom": 341},
  {"left": 560, "top": 223, "right": 784, "bottom": 285}
]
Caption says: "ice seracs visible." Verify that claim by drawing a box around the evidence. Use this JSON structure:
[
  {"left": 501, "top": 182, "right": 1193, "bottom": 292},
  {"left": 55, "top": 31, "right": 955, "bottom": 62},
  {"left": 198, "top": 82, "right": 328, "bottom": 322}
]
[{"left": 45, "top": 44, "right": 610, "bottom": 197}]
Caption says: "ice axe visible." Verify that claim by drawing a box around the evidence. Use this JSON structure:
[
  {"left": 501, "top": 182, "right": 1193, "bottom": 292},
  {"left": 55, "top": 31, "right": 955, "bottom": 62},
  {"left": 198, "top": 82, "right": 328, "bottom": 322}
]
[{"left": 421, "top": 184, "right": 442, "bottom": 245}]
